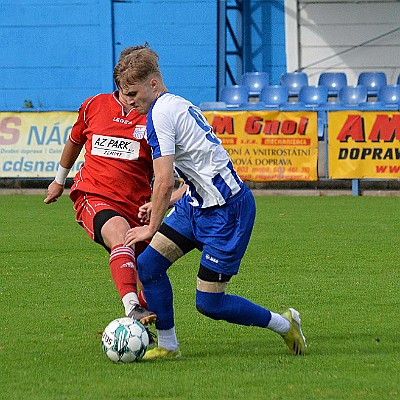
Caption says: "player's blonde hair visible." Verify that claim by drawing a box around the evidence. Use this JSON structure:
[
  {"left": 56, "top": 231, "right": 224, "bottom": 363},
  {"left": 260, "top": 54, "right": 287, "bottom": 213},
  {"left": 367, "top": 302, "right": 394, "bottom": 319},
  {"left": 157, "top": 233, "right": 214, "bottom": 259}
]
[{"left": 113, "top": 43, "right": 161, "bottom": 90}]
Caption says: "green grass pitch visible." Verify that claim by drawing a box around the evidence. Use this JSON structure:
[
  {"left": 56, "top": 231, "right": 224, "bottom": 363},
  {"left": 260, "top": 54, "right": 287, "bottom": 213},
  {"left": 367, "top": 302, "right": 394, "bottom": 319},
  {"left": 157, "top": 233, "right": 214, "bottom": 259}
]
[{"left": 0, "top": 193, "right": 399, "bottom": 399}]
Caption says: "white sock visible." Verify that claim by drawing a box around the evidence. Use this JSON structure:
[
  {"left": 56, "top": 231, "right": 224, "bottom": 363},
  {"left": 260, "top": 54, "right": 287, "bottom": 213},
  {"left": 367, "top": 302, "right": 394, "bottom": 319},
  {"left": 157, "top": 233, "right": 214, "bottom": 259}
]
[
  {"left": 157, "top": 327, "right": 179, "bottom": 351},
  {"left": 122, "top": 292, "right": 139, "bottom": 316},
  {"left": 267, "top": 312, "right": 290, "bottom": 335}
]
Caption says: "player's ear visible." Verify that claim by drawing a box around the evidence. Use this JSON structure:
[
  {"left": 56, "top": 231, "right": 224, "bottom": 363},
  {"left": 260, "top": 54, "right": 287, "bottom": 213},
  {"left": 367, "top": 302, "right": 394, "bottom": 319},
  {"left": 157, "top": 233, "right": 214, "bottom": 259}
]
[{"left": 150, "top": 78, "right": 158, "bottom": 91}]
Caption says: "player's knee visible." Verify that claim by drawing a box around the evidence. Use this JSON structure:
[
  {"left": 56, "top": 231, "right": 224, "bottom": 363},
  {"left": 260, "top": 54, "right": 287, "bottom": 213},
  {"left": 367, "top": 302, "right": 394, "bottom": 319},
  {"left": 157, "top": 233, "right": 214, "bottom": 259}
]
[
  {"left": 195, "top": 290, "right": 225, "bottom": 320},
  {"left": 137, "top": 246, "right": 172, "bottom": 284}
]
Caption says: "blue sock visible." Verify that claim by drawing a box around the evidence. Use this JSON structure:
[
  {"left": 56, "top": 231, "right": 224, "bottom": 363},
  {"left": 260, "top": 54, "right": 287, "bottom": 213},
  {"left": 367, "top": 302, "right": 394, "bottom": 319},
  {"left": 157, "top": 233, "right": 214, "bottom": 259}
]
[
  {"left": 196, "top": 290, "right": 271, "bottom": 327},
  {"left": 137, "top": 246, "right": 174, "bottom": 330}
]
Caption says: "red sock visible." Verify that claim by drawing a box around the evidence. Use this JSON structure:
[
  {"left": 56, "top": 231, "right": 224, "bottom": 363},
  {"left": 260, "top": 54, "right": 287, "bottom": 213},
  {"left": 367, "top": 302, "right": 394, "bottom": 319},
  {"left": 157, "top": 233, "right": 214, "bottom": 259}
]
[
  {"left": 138, "top": 289, "right": 148, "bottom": 308},
  {"left": 109, "top": 245, "right": 138, "bottom": 299}
]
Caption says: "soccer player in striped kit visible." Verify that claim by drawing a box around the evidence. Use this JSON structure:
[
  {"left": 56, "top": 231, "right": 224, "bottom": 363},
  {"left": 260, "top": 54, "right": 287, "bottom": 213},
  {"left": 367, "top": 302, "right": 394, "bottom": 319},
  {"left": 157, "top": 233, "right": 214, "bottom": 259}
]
[{"left": 122, "top": 44, "right": 308, "bottom": 359}]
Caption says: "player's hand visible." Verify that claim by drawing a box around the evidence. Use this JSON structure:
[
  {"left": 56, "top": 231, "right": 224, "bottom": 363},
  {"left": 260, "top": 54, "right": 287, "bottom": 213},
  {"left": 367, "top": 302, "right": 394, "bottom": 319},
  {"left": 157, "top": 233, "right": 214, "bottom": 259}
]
[
  {"left": 124, "top": 226, "right": 155, "bottom": 247},
  {"left": 138, "top": 202, "right": 152, "bottom": 224},
  {"left": 44, "top": 181, "right": 64, "bottom": 204}
]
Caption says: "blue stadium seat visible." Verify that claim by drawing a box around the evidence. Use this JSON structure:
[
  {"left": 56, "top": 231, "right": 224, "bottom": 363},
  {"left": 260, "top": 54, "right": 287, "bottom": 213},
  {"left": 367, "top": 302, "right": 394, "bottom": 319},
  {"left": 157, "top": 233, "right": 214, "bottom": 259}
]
[
  {"left": 300, "top": 86, "right": 329, "bottom": 138},
  {"left": 280, "top": 72, "right": 308, "bottom": 96},
  {"left": 219, "top": 85, "right": 249, "bottom": 107},
  {"left": 357, "top": 72, "right": 387, "bottom": 97},
  {"left": 281, "top": 85, "right": 328, "bottom": 110},
  {"left": 318, "top": 72, "right": 347, "bottom": 97},
  {"left": 280, "top": 86, "right": 328, "bottom": 139},
  {"left": 240, "top": 72, "right": 269, "bottom": 97},
  {"left": 359, "top": 84, "right": 400, "bottom": 111},
  {"left": 334, "top": 85, "right": 368, "bottom": 109},
  {"left": 259, "top": 85, "right": 289, "bottom": 108},
  {"left": 298, "top": 85, "right": 329, "bottom": 108},
  {"left": 378, "top": 85, "right": 400, "bottom": 109}
]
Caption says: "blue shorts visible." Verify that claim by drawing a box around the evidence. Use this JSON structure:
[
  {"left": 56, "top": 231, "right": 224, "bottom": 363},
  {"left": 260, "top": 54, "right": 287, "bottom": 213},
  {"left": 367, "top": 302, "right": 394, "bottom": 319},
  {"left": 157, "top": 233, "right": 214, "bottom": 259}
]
[{"left": 163, "top": 185, "right": 256, "bottom": 275}]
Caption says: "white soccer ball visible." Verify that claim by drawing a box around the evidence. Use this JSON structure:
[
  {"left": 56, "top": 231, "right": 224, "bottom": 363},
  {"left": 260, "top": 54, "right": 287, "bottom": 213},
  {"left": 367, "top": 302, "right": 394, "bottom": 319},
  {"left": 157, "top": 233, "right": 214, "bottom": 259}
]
[{"left": 101, "top": 317, "right": 149, "bottom": 363}]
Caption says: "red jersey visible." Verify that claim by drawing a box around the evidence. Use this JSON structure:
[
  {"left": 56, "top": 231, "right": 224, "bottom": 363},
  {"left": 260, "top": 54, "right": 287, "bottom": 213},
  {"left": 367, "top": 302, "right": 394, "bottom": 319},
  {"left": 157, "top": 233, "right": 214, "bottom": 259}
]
[{"left": 69, "top": 92, "right": 153, "bottom": 217}]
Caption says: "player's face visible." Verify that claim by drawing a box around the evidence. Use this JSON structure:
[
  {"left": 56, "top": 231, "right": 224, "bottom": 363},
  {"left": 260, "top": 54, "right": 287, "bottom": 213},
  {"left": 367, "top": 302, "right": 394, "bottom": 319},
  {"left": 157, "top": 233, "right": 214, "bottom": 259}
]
[
  {"left": 118, "top": 91, "right": 136, "bottom": 113},
  {"left": 120, "top": 80, "right": 157, "bottom": 114}
]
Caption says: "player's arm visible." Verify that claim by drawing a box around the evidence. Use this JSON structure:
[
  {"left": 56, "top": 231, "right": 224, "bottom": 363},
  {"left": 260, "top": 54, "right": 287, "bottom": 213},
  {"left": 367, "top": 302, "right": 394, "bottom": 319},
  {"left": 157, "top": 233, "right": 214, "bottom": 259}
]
[
  {"left": 148, "top": 155, "right": 176, "bottom": 232},
  {"left": 138, "top": 183, "right": 187, "bottom": 223},
  {"left": 44, "top": 139, "right": 84, "bottom": 204},
  {"left": 170, "top": 183, "right": 187, "bottom": 204},
  {"left": 125, "top": 155, "right": 175, "bottom": 245}
]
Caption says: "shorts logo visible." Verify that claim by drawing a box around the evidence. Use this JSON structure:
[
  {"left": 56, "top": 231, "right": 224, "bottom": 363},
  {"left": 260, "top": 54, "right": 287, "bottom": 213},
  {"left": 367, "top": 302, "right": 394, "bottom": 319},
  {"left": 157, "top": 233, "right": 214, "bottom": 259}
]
[
  {"left": 205, "top": 254, "right": 219, "bottom": 264},
  {"left": 133, "top": 125, "right": 146, "bottom": 140}
]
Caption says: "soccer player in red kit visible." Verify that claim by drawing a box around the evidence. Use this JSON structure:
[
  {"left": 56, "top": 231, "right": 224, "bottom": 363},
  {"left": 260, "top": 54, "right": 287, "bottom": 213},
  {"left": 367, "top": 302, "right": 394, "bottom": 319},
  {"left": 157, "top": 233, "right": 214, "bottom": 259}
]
[{"left": 44, "top": 48, "right": 158, "bottom": 326}]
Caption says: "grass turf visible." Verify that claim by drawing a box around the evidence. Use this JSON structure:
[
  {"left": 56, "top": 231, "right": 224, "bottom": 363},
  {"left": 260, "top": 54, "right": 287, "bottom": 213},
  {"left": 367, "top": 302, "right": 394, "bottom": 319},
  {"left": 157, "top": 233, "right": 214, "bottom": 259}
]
[{"left": 0, "top": 194, "right": 399, "bottom": 399}]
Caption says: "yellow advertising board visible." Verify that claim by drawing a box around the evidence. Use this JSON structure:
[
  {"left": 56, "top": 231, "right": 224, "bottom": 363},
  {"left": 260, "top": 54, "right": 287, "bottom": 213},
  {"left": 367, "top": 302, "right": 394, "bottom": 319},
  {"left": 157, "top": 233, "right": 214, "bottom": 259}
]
[
  {"left": 1, "top": 110, "right": 319, "bottom": 182},
  {"left": 203, "top": 110, "right": 318, "bottom": 181},
  {"left": 0, "top": 111, "right": 83, "bottom": 178},
  {"left": 328, "top": 111, "right": 400, "bottom": 179}
]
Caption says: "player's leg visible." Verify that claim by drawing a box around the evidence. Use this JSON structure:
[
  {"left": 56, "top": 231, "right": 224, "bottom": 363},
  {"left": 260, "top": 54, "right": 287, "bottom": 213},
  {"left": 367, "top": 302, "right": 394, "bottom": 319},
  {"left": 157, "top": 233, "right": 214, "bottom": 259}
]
[
  {"left": 195, "top": 272, "right": 307, "bottom": 355},
  {"left": 94, "top": 209, "right": 156, "bottom": 325},
  {"left": 73, "top": 193, "right": 155, "bottom": 325},
  {"left": 193, "top": 188, "right": 266, "bottom": 325},
  {"left": 195, "top": 266, "right": 271, "bottom": 327},
  {"left": 194, "top": 187, "right": 307, "bottom": 355},
  {"left": 138, "top": 204, "right": 197, "bottom": 359}
]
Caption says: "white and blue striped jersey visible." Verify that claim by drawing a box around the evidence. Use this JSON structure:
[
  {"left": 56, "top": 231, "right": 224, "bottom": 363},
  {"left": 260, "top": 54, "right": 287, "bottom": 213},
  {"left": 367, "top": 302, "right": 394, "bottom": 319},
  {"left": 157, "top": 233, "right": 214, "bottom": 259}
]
[{"left": 146, "top": 92, "right": 243, "bottom": 208}]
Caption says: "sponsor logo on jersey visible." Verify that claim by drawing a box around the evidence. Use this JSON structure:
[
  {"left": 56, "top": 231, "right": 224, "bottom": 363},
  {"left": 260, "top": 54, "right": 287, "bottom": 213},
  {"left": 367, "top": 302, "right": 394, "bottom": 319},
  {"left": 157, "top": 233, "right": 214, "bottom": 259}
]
[
  {"left": 133, "top": 125, "right": 146, "bottom": 140},
  {"left": 113, "top": 117, "right": 133, "bottom": 125},
  {"left": 92, "top": 134, "right": 140, "bottom": 160}
]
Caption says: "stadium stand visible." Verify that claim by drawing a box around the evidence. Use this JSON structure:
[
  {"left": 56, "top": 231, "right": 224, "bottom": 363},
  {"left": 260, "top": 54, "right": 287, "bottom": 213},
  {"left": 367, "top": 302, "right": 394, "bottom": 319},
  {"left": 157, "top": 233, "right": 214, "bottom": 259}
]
[
  {"left": 202, "top": 71, "right": 398, "bottom": 113},
  {"left": 240, "top": 72, "right": 270, "bottom": 97}
]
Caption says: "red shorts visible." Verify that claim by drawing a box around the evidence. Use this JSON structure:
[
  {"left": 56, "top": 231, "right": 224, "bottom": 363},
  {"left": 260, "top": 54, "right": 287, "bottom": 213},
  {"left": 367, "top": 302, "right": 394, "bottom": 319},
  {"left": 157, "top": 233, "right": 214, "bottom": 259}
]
[{"left": 71, "top": 191, "right": 147, "bottom": 253}]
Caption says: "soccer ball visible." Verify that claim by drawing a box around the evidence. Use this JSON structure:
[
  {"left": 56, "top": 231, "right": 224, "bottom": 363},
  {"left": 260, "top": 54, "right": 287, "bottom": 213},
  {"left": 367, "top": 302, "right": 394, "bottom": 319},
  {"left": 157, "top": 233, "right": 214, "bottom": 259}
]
[{"left": 102, "top": 317, "right": 149, "bottom": 363}]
